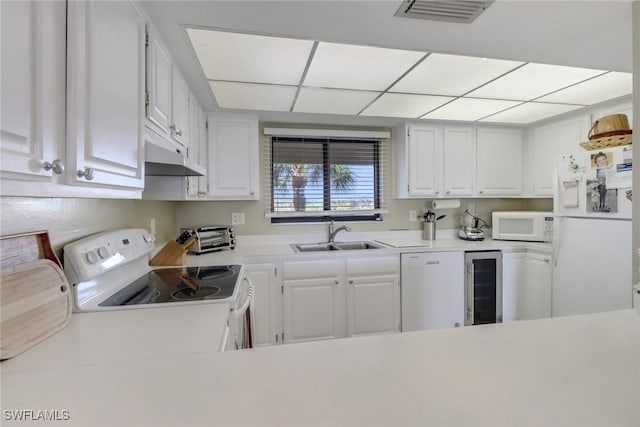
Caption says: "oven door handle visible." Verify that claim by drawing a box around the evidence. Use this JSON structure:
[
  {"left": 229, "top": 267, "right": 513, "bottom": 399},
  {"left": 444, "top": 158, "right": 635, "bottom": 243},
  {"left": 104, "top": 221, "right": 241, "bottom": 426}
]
[{"left": 232, "top": 276, "right": 255, "bottom": 321}]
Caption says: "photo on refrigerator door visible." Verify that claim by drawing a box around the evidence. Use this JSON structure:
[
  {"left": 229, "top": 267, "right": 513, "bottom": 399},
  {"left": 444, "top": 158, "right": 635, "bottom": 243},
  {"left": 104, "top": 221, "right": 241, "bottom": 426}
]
[
  {"left": 590, "top": 151, "right": 613, "bottom": 169},
  {"left": 586, "top": 179, "right": 618, "bottom": 213}
]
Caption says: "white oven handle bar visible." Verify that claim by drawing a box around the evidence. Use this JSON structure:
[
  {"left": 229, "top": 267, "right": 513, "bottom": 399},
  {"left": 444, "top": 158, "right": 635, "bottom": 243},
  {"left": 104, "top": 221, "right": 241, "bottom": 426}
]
[{"left": 233, "top": 276, "right": 254, "bottom": 321}]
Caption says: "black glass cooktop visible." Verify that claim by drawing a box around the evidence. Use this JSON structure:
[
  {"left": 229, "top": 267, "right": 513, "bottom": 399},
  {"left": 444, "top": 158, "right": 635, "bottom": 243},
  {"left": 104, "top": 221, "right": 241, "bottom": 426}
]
[{"left": 99, "top": 265, "right": 241, "bottom": 307}]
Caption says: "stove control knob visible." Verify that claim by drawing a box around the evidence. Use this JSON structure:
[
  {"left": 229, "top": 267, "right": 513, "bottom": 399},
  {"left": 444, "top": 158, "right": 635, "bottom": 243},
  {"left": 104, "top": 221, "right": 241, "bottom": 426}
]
[
  {"left": 85, "top": 250, "right": 99, "bottom": 264},
  {"left": 97, "top": 246, "right": 110, "bottom": 259}
]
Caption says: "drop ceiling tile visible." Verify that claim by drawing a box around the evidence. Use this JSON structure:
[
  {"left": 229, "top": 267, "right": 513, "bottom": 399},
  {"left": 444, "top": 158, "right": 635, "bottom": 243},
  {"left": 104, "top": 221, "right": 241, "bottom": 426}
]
[
  {"left": 293, "top": 87, "right": 380, "bottom": 115},
  {"left": 467, "top": 63, "right": 606, "bottom": 101},
  {"left": 480, "top": 102, "right": 583, "bottom": 124},
  {"left": 303, "top": 42, "right": 425, "bottom": 91},
  {"left": 536, "top": 72, "right": 632, "bottom": 105},
  {"left": 390, "top": 53, "right": 523, "bottom": 96},
  {"left": 210, "top": 81, "right": 296, "bottom": 111},
  {"left": 422, "top": 98, "right": 521, "bottom": 121},
  {"left": 187, "top": 28, "right": 313, "bottom": 85},
  {"left": 361, "top": 93, "right": 453, "bottom": 118}
]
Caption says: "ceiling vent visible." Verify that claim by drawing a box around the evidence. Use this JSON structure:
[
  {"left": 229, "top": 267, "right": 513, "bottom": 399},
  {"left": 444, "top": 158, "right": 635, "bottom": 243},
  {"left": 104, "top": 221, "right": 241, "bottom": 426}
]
[{"left": 394, "top": 0, "right": 494, "bottom": 24}]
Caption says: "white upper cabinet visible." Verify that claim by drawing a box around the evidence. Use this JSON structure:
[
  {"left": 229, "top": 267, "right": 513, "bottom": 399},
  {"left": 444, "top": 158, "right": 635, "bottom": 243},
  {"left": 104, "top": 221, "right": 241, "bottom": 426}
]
[
  {"left": 407, "top": 124, "right": 442, "bottom": 197},
  {"left": 526, "top": 116, "right": 589, "bottom": 197},
  {"left": 476, "top": 127, "right": 523, "bottom": 196},
  {"left": 145, "top": 29, "right": 172, "bottom": 135},
  {"left": 66, "top": 0, "right": 145, "bottom": 189},
  {"left": 442, "top": 126, "right": 476, "bottom": 197},
  {"left": 170, "top": 71, "right": 190, "bottom": 147},
  {"left": 395, "top": 123, "right": 477, "bottom": 199},
  {"left": 145, "top": 28, "right": 191, "bottom": 151},
  {"left": 1, "top": 0, "right": 66, "bottom": 184},
  {"left": 207, "top": 112, "right": 260, "bottom": 200}
]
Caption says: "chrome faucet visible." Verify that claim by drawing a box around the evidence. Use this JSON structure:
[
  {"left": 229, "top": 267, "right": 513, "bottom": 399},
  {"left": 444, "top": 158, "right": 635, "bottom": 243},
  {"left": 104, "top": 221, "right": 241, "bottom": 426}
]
[{"left": 327, "top": 220, "right": 352, "bottom": 242}]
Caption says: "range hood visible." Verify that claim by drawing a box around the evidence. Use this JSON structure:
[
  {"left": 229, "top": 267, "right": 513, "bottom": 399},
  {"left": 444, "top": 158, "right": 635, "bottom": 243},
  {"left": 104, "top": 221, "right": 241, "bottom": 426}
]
[{"left": 145, "top": 142, "right": 205, "bottom": 176}]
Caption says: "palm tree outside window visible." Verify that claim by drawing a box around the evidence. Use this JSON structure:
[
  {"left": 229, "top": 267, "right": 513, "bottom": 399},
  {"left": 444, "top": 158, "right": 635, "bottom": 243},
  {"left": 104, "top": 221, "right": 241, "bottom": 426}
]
[{"left": 271, "top": 137, "right": 381, "bottom": 222}]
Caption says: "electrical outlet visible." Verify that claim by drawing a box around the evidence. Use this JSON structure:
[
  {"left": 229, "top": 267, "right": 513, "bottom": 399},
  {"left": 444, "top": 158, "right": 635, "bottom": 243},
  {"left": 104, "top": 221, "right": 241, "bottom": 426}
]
[
  {"left": 409, "top": 210, "right": 417, "bottom": 222},
  {"left": 231, "top": 212, "right": 245, "bottom": 225}
]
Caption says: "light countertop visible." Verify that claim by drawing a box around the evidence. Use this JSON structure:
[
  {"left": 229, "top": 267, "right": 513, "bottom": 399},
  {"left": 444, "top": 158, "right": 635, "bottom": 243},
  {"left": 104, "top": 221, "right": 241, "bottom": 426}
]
[
  {"left": 185, "top": 230, "right": 552, "bottom": 266},
  {"left": 1, "top": 309, "right": 638, "bottom": 426}
]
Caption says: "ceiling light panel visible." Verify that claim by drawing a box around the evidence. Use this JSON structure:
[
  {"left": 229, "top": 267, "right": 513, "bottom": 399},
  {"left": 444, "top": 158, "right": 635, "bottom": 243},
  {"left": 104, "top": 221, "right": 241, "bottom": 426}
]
[
  {"left": 422, "top": 98, "right": 521, "bottom": 121},
  {"left": 187, "top": 28, "right": 313, "bottom": 85},
  {"left": 468, "top": 63, "right": 606, "bottom": 101},
  {"left": 210, "top": 81, "right": 296, "bottom": 111},
  {"left": 361, "top": 93, "right": 453, "bottom": 118},
  {"left": 293, "top": 87, "right": 380, "bottom": 115},
  {"left": 390, "top": 53, "right": 523, "bottom": 96},
  {"left": 536, "top": 72, "right": 632, "bottom": 105},
  {"left": 480, "top": 102, "right": 583, "bottom": 124},
  {"left": 303, "top": 42, "right": 425, "bottom": 91}
]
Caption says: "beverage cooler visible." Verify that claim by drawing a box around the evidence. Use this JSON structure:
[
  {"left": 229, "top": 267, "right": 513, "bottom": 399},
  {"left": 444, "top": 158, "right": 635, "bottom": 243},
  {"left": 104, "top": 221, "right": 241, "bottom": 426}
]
[{"left": 465, "top": 251, "right": 503, "bottom": 325}]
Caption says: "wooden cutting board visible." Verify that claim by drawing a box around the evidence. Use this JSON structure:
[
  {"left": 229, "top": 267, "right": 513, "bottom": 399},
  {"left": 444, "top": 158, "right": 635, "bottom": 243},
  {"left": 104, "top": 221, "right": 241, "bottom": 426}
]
[{"left": 1, "top": 259, "right": 72, "bottom": 360}]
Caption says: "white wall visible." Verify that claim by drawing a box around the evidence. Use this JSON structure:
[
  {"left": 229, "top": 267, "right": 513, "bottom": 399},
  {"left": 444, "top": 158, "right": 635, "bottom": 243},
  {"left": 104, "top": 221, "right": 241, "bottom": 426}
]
[{"left": 0, "top": 197, "right": 176, "bottom": 258}]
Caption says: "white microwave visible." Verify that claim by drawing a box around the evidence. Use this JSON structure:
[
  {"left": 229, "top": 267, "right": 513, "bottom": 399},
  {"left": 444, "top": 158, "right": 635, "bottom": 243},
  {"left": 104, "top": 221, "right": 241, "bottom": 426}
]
[{"left": 492, "top": 211, "right": 553, "bottom": 242}]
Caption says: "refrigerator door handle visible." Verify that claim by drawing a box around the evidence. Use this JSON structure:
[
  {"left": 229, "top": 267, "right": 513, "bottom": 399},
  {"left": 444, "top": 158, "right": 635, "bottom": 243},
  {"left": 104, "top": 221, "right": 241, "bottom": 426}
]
[{"left": 553, "top": 216, "right": 561, "bottom": 267}]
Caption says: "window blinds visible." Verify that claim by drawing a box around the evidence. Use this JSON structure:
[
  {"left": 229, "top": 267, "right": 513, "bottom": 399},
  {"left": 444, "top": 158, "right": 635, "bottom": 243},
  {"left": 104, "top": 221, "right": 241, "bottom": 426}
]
[{"left": 263, "top": 128, "right": 390, "bottom": 220}]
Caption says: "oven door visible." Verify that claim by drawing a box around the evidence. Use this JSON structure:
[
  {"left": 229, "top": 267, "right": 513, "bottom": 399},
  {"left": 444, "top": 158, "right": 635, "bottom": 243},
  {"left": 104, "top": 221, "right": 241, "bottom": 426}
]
[{"left": 224, "top": 276, "right": 254, "bottom": 351}]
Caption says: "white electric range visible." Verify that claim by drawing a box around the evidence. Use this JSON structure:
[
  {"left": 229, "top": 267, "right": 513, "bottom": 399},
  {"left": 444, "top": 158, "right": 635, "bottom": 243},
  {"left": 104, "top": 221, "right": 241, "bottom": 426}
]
[{"left": 62, "top": 228, "right": 254, "bottom": 350}]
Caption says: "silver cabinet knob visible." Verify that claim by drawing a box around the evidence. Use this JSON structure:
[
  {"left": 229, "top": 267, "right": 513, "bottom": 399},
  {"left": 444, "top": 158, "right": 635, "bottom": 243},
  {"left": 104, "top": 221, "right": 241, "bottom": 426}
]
[
  {"left": 250, "top": 191, "right": 255, "bottom": 196},
  {"left": 479, "top": 190, "right": 484, "bottom": 194},
  {"left": 348, "top": 280, "right": 354, "bottom": 285},
  {"left": 544, "top": 258, "right": 550, "bottom": 263},
  {"left": 77, "top": 167, "right": 95, "bottom": 180},
  {"left": 42, "top": 159, "right": 64, "bottom": 174},
  {"left": 446, "top": 190, "right": 450, "bottom": 195},
  {"left": 170, "top": 124, "right": 183, "bottom": 137},
  {"left": 334, "top": 280, "right": 339, "bottom": 285},
  {"left": 435, "top": 191, "right": 439, "bottom": 195}
]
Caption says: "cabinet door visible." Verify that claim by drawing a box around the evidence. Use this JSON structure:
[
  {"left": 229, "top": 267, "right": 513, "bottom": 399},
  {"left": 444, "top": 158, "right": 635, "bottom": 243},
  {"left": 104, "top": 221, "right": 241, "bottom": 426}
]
[
  {"left": 197, "top": 110, "right": 209, "bottom": 196},
  {"left": 346, "top": 275, "right": 400, "bottom": 336},
  {"left": 282, "top": 259, "right": 344, "bottom": 344},
  {"left": 523, "top": 252, "right": 552, "bottom": 320},
  {"left": 400, "top": 252, "right": 465, "bottom": 331},
  {"left": 476, "top": 128, "right": 523, "bottom": 196},
  {"left": 66, "top": 0, "right": 145, "bottom": 189},
  {"left": 407, "top": 125, "right": 442, "bottom": 197},
  {"left": 207, "top": 113, "right": 259, "bottom": 199},
  {"left": 244, "top": 263, "right": 279, "bottom": 347},
  {"left": 0, "top": 0, "right": 65, "bottom": 183},
  {"left": 528, "top": 116, "right": 589, "bottom": 196},
  {"left": 186, "top": 94, "right": 201, "bottom": 198},
  {"left": 170, "top": 70, "right": 189, "bottom": 147},
  {"left": 502, "top": 251, "right": 525, "bottom": 322},
  {"left": 442, "top": 127, "right": 476, "bottom": 197},
  {"left": 283, "top": 277, "right": 344, "bottom": 344},
  {"left": 146, "top": 29, "right": 172, "bottom": 135}
]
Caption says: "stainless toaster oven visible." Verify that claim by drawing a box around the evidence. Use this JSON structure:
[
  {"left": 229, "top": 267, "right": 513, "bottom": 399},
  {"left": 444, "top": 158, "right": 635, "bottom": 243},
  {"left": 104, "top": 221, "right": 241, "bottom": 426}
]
[{"left": 181, "top": 226, "right": 235, "bottom": 254}]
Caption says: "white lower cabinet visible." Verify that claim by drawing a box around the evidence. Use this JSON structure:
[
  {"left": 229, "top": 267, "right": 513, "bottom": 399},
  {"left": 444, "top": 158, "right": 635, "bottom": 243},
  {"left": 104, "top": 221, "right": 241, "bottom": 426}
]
[
  {"left": 282, "top": 259, "right": 345, "bottom": 344},
  {"left": 282, "top": 255, "right": 400, "bottom": 344},
  {"left": 346, "top": 256, "right": 400, "bottom": 337},
  {"left": 502, "top": 251, "right": 526, "bottom": 322},
  {"left": 523, "top": 251, "right": 553, "bottom": 320},
  {"left": 502, "top": 250, "right": 552, "bottom": 321},
  {"left": 243, "top": 263, "right": 279, "bottom": 347}
]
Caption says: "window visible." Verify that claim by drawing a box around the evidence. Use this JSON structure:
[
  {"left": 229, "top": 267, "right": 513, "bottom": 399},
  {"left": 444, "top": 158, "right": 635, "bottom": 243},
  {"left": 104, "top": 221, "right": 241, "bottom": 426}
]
[{"left": 264, "top": 129, "right": 389, "bottom": 223}]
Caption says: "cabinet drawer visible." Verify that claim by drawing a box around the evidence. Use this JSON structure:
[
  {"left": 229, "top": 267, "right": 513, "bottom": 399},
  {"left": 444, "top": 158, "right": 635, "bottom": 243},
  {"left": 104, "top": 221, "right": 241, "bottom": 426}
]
[
  {"left": 283, "top": 259, "right": 342, "bottom": 280},
  {"left": 346, "top": 256, "right": 399, "bottom": 276}
]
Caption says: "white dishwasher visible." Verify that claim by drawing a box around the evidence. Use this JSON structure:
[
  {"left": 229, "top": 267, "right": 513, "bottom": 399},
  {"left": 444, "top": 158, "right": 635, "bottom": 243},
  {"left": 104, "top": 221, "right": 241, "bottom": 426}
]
[{"left": 401, "top": 252, "right": 465, "bottom": 332}]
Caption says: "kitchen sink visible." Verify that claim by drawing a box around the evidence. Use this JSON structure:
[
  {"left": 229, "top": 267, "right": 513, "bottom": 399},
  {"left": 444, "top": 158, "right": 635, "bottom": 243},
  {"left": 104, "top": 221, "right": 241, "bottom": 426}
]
[{"left": 291, "top": 241, "right": 383, "bottom": 252}]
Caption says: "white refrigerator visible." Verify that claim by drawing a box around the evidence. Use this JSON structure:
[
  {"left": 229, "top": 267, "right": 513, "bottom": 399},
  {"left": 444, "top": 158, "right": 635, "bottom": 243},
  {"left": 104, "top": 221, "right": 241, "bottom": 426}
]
[{"left": 553, "top": 145, "right": 633, "bottom": 317}]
